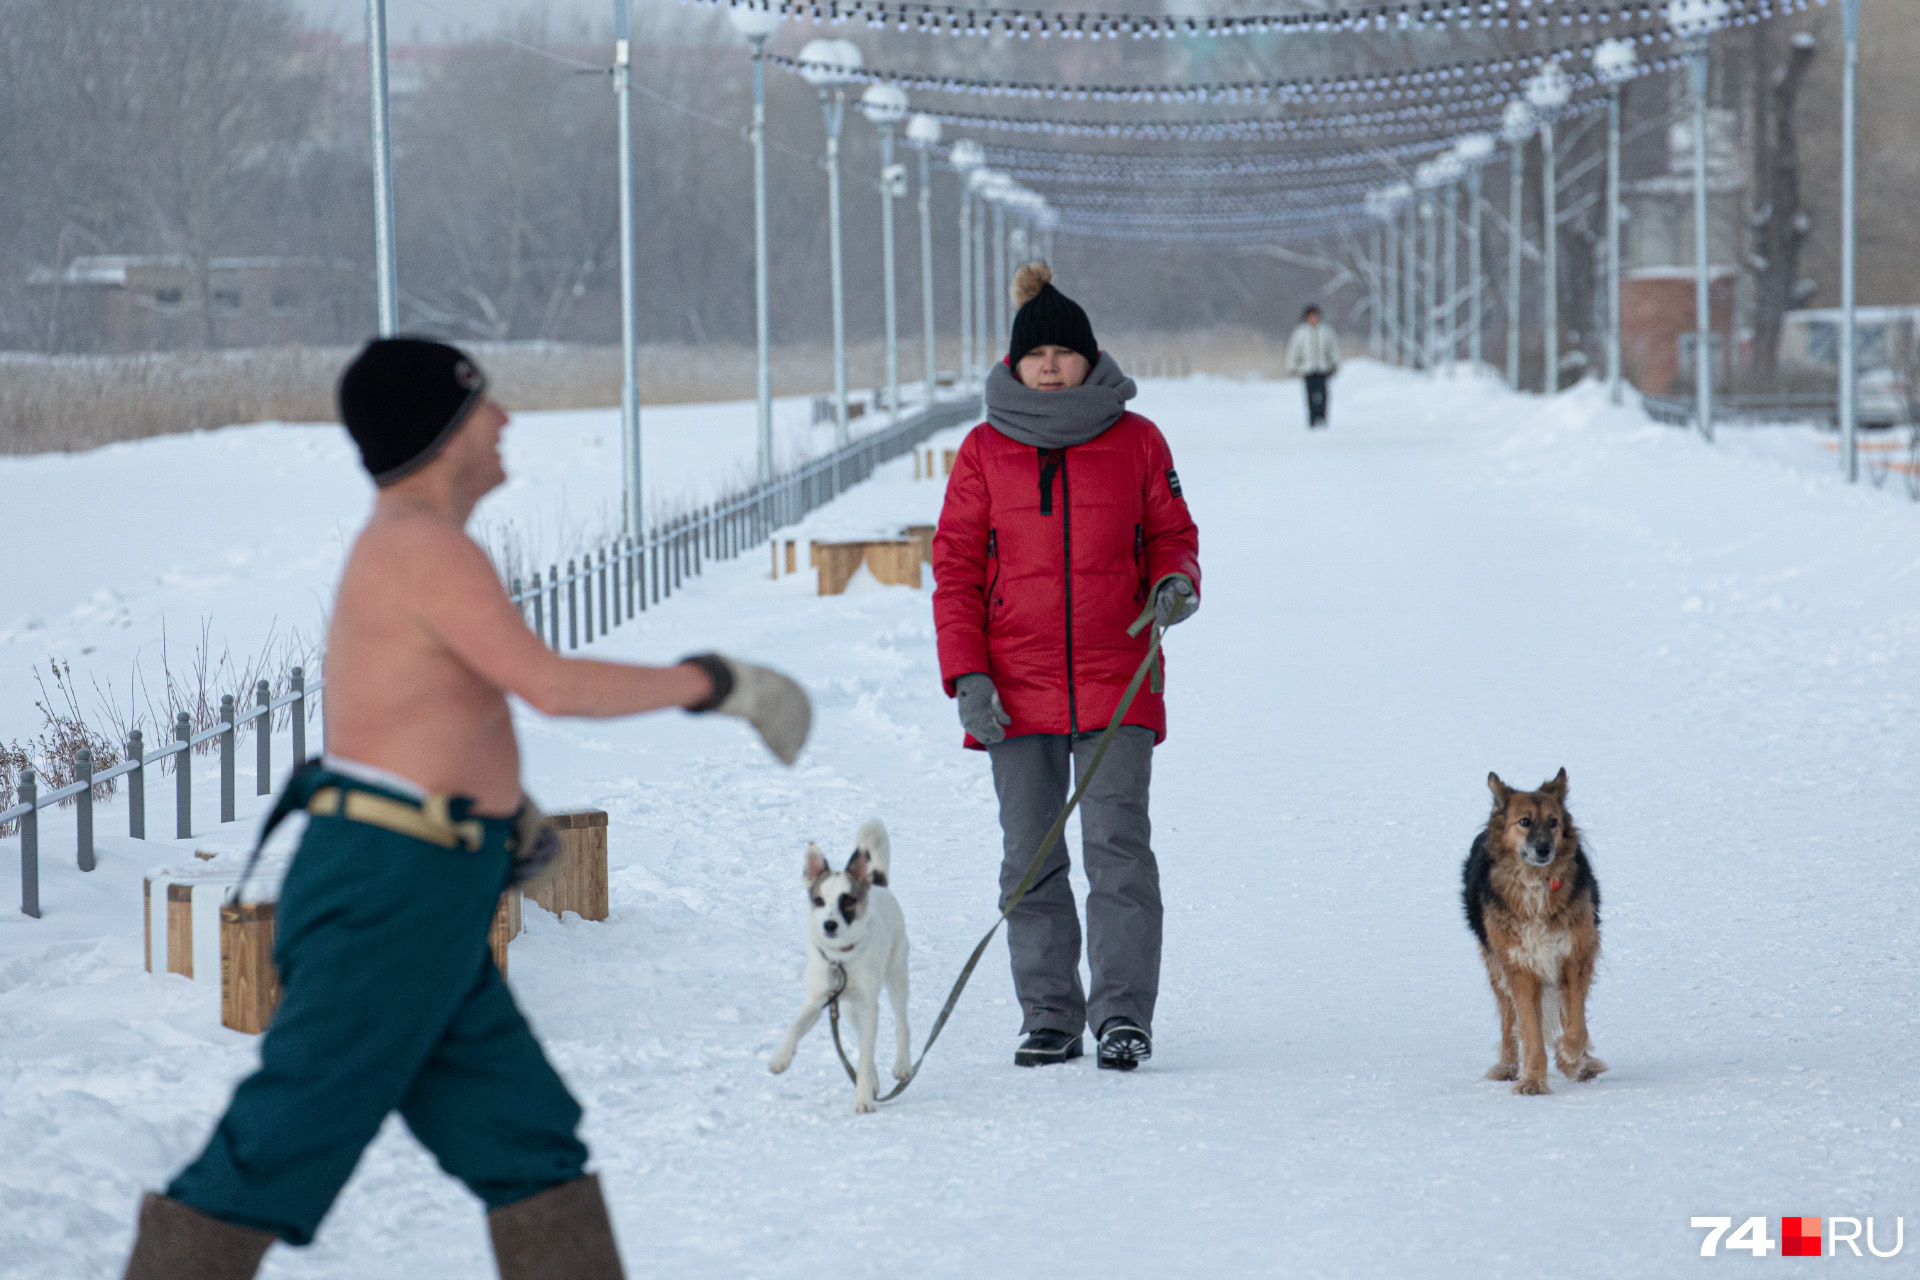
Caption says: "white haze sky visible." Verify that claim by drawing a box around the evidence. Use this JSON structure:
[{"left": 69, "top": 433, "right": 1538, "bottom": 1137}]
[{"left": 294, "top": 0, "right": 719, "bottom": 44}]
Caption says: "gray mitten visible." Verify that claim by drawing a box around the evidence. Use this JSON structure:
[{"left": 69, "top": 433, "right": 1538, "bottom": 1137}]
[
  {"left": 1153, "top": 574, "right": 1198, "bottom": 628},
  {"left": 955, "top": 673, "right": 1011, "bottom": 744},
  {"left": 684, "top": 654, "right": 812, "bottom": 764}
]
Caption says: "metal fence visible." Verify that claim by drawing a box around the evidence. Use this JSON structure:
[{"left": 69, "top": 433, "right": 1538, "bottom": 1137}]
[
  {"left": 507, "top": 395, "right": 980, "bottom": 650},
  {"left": 1642, "top": 390, "right": 1842, "bottom": 428},
  {"left": 4, "top": 393, "right": 982, "bottom": 916},
  {"left": 2, "top": 670, "right": 323, "bottom": 918}
]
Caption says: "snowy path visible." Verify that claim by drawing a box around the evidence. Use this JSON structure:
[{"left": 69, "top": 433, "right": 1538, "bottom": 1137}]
[{"left": 4, "top": 365, "right": 1917, "bottom": 1277}]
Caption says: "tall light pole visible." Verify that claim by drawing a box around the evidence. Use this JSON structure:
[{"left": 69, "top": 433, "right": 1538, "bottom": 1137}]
[
  {"left": 907, "top": 114, "right": 941, "bottom": 405},
  {"left": 1840, "top": 0, "right": 1863, "bottom": 481},
  {"left": 612, "top": 0, "right": 641, "bottom": 535},
  {"left": 971, "top": 171, "right": 991, "bottom": 381},
  {"left": 1595, "top": 39, "right": 1637, "bottom": 406},
  {"left": 1503, "top": 100, "right": 1535, "bottom": 389},
  {"left": 1422, "top": 196, "right": 1440, "bottom": 371},
  {"left": 950, "top": 140, "right": 984, "bottom": 391},
  {"left": 1670, "top": 0, "right": 1728, "bottom": 442},
  {"left": 1454, "top": 133, "right": 1494, "bottom": 374},
  {"left": 860, "top": 84, "right": 909, "bottom": 422},
  {"left": 729, "top": 4, "right": 782, "bottom": 482},
  {"left": 797, "top": 38, "right": 862, "bottom": 446},
  {"left": 1368, "top": 220, "right": 1384, "bottom": 360},
  {"left": 366, "top": 0, "right": 398, "bottom": 335},
  {"left": 1444, "top": 180, "right": 1459, "bottom": 372},
  {"left": 1527, "top": 63, "right": 1571, "bottom": 396},
  {"left": 1403, "top": 194, "right": 1419, "bottom": 368}
]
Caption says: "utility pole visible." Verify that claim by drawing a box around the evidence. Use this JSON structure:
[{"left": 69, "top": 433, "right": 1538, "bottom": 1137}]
[{"left": 729, "top": 5, "right": 781, "bottom": 482}]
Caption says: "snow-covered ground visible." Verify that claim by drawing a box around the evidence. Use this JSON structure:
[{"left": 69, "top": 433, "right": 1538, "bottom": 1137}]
[{"left": 2, "top": 363, "right": 1916, "bottom": 1277}]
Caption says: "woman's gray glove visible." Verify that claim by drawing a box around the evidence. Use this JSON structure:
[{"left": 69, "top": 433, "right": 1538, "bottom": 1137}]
[
  {"left": 955, "top": 673, "right": 1011, "bottom": 744},
  {"left": 1154, "top": 574, "right": 1198, "bottom": 628},
  {"left": 683, "top": 653, "right": 812, "bottom": 764}
]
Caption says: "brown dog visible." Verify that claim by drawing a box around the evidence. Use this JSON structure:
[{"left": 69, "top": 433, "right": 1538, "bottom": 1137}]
[{"left": 1460, "top": 769, "right": 1606, "bottom": 1095}]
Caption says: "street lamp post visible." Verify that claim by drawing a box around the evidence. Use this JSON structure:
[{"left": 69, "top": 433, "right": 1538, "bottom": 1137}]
[
  {"left": 971, "top": 173, "right": 990, "bottom": 382},
  {"left": 860, "top": 84, "right": 910, "bottom": 422},
  {"left": 1369, "top": 221, "right": 1384, "bottom": 361},
  {"left": 1403, "top": 196, "right": 1419, "bottom": 368},
  {"left": 907, "top": 114, "right": 942, "bottom": 405},
  {"left": 1503, "top": 101, "right": 1535, "bottom": 389},
  {"left": 1840, "top": 0, "right": 1863, "bottom": 481},
  {"left": 1594, "top": 38, "right": 1637, "bottom": 406},
  {"left": 1526, "top": 64, "right": 1571, "bottom": 396},
  {"left": 1670, "top": 0, "right": 1729, "bottom": 442},
  {"left": 367, "top": 0, "right": 398, "bottom": 336},
  {"left": 1454, "top": 133, "right": 1494, "bottom": 375},
  {"left": 728, "top": 4, "right": 782, "bottom": 482},
  {"left": 1444, "top": 180, "right": 1459, "bottom": 373},
  {"left": 612, "top": 0, "right": 642, "bottom": 535},
  {"left": 950, "top": 140, "right": 983, "bottom": 391},
  {"left": 797, "top": 38, "right": 863, "bottom": 448}
]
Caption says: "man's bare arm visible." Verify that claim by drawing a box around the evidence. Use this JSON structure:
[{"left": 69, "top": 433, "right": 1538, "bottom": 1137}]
[{"left": 402, "top": 522, "right": 711, "bottom": 717}]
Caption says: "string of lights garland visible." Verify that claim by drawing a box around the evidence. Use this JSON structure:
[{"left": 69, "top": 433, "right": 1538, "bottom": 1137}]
[
  {"left": 992, "top": 159, "right": 1416, "bottom": 187},
  {"left": 918, "top": 78, "right": 1616, "bottom": 140},
  {"left": 764, "top": 13, "right": 1782, "bottom": 107},
  {"left": 977, "top": 135, "right": 1459, "bottom": 178},
  {"left": 1042, "top": 182, "right": 1383, "bottom": 213},
  {"left": 691, "top": 0, "right": 1821, "bottom": 41}
]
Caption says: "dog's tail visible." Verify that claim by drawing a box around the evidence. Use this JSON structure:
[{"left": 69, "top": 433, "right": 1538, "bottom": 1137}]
[{"left": 854, "top": 818, "right": 891, "bottom": 887}]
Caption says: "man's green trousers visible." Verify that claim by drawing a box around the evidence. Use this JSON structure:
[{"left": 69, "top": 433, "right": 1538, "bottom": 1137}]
[{"left": 167, "top": 777, "right": 590, "bottom": 1245}]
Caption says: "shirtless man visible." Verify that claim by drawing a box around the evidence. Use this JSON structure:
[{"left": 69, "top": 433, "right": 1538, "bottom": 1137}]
[{"left": 123, "top": 338, "right": 809, "bottom": 1280}]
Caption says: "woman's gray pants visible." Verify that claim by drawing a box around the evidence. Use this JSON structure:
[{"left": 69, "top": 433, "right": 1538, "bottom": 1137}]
[{"left": 986, "top": 727, "right": 1160, "bottom": 1038}]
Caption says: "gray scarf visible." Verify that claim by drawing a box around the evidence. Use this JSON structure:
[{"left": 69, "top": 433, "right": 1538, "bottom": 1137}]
[{"left": 984, "top": 352, "right": 1136, "bottom": 449}]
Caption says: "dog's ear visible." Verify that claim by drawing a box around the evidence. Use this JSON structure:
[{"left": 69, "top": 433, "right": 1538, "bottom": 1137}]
[
  {"left": 1487, "top": 772, "right": 1511, "bottom": 807},
  {"left": 845, "top": 848, "right": 872, "bottom": 886},
  {"left": 1541, "top": 768, "right": 1568, "bottom": 800},
  {"left": 804, "top": 843, "right": 830, "bottom": 885}
]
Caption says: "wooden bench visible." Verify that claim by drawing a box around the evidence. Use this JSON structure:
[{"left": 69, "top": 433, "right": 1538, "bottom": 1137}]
[
  {"left": 900, "top": 524, "right": 935, "bottom": 564},
  {"left": 811, "top": 539, "right": 923, "bottom": 594},
  {"left": 212, "top": 808, "right": 611, "bottom": 1034}
]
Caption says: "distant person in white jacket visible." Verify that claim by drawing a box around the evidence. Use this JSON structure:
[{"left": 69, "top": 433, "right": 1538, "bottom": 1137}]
[{"left": 1285, "top": 305, "right": 1340, "bottom": 429}]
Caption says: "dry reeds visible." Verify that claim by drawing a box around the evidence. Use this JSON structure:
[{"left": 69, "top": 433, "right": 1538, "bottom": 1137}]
[{"left": 0, "top": 331, "right": 1293, "bottom": 456}]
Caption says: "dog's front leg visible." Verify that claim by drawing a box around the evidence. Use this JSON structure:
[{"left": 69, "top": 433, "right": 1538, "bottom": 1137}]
[
  {"left": 852, "top": 995, "right": 882, "bottom": 1113},
  {"left": 1557, "top": 950, "right": 1607, "bottom": 1082},
  {"left": 769, "top": 993, "right": 829, "bottom": 1075},
  {"left": 1481, "top": 951, "right": 1518, "bottom": 1081},
  {"left": 1508, "top": 968, "right": 1551, "bottom": 1095}
]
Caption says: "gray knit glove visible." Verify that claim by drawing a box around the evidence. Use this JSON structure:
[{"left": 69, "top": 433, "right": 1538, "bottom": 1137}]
[
  {"left": 1154, "top": 574, "right": 1198, "bottom": 628},
  {"left": 955, "top": 673, "right": 1011, "bottom": 745},
  {"left": 684, "top": 653, "right": 812, "bottom": 765}
]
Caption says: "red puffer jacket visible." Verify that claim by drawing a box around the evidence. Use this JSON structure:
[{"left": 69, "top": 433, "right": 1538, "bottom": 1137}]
[{"left": 933, "top": 411, "right": 1201, "bottom": 747}]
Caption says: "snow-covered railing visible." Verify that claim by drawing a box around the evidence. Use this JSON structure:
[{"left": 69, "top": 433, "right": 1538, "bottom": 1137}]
[
  {"left": 4, "top": 671, "right": 324, "bottom": 919},
  {"left": 507, "top": 394, "right": 981, "bottom": 649}
]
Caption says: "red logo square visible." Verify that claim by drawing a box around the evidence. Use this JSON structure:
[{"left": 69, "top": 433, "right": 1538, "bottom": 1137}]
[{"left": 1782, "top": 1217, "right": 1822, "bottom": 1257}]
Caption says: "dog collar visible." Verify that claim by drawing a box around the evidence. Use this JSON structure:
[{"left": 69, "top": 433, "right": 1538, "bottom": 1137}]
[{"left": 1550, "top": 878, "right": 1562, "bottom": 892}]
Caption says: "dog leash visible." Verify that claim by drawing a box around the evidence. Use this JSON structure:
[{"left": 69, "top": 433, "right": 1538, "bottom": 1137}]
[{"left": 826, "top": 616, "right": 1166, "bottom": 1103}]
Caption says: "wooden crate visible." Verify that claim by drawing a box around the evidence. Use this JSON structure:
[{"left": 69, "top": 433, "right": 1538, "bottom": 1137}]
[
  {"left": 900, "top": 524, "right": 935, "bottom": 564},
  {"left": 528, "top": 809, "right": 609, "bottom": 922},
  {"left": 220, "top": 902, "right": 280, "bottom": 1035},
  {"left": 489, "top": 889, "right": 522, "bottom": 974},
  {"left": 146, "top": 867, "right": 237, "bottom": 979},
  {"left": 814, "top": 539, "right": 923, "bottom": 595}
]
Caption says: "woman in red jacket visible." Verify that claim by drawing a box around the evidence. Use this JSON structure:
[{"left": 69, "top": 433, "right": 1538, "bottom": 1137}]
[{"left": 933, "top": 264, "right": 1201, "bottom": 1071}]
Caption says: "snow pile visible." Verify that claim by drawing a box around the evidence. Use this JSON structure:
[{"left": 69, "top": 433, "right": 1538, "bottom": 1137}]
[{"left": 2, "top": 365, "right": 1915, "bottom": 1277}]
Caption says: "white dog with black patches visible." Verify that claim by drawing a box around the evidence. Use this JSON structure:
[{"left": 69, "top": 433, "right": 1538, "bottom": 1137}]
[{"left": 768, "top": 819, "right": 911, "bottom": 1112}]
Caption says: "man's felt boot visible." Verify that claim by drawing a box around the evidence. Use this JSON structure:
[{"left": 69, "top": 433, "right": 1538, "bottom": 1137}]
[
  {"left": 488, "top": 1173, "right": 625, "bottom": 1280},
  {"left": 122, "top": 1192, "right": 274, "bottom": 1280}
]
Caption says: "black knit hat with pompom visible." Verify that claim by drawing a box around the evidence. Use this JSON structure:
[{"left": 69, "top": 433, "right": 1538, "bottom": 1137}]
[{"left": 1007, "top": 263, "right": 1098, "bottom": 370}]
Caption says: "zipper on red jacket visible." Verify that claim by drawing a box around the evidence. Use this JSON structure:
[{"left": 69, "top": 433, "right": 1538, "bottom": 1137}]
[
  {"left": 1059, "top": 451, "right": 1078, "bottom": 735},
  {"left": 986, "top": 528, "right": 1000, "bottom": 620}
]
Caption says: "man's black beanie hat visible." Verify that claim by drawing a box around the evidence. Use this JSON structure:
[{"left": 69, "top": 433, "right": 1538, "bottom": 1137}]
[
  {"left": 337, "top": 336, "right": 489, "bottom": 486},
  {"left": 1006, "top": 263, "right": 1098, "bottom": 370}
]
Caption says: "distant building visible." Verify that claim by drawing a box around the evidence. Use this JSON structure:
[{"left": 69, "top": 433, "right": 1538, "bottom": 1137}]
[
  {"left": 26, "top": 255, "right": 360, "bottom": 352},
  {"left": 1619, "top": 105, "right": 1745, "bottom": 395}
]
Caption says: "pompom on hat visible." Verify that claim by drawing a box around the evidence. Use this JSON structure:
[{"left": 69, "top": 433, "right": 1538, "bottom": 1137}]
[
  {"left": 1007, "top": 263, "right": 1099, "bottom": 371},
  {"left": 337, "top": 336, "right": 490, "bottom": 486}
]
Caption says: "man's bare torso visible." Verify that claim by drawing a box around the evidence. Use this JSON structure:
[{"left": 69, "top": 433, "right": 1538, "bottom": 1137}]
[{"left": 324, "top": 507, "right": 524, "bottom": 814}]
